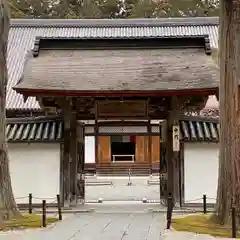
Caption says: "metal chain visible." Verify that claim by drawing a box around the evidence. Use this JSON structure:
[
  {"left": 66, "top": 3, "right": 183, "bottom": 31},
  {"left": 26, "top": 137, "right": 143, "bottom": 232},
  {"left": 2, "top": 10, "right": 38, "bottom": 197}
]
[
  {"left": 32, "top": 196, "right": 57, "bottom": 200},
  {"left": 184, "top": 198, "right": 203, "bottom": 203},
  {"left": 15, "top": 196, "right": 28, "bottom": 199},
  {"left": 206, "top": 197, "right": 216, "bottom": 200}
]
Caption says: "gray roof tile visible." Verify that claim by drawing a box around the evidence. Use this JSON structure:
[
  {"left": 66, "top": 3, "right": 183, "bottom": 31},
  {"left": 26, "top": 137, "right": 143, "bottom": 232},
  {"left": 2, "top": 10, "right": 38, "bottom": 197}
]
[
  {"left": 8, "top": 17, "right": 219, "bottom": 110},
  {"left": 6, "top": 116, "right": 219, "bottom": 142},
  {"left": 6, "top": 118, "right": 63, "bottom": 142},
  {"left": 180, "top": 118, "right": 219, "bottom": 141}
]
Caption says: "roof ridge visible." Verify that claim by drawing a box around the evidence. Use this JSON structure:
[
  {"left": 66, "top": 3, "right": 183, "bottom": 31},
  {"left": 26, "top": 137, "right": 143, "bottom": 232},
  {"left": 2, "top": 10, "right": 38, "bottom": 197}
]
[
  {"left": 7, "top": 115, "right": 62, "bottom": 124},
  {"left": 10, "top": 17, "right": 219, "bottom": 28},
  {"left": 180, "top": 115, "right": 219, "bottom": 123},
  {"left": 6, "top": 116, "right": 219, "bottom": 124}
]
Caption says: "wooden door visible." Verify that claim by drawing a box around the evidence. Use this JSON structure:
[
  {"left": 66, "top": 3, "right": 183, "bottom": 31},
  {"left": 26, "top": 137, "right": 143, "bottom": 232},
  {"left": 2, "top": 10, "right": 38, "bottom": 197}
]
[
  {"left": 98, "top": 136, "right": 111, "bottom": 164},
  {"left": 151, "top": 136, "right": 160, "bottom": 164},
  {"left": 135, "top": 136, "right": 149, "bottom": 163}
]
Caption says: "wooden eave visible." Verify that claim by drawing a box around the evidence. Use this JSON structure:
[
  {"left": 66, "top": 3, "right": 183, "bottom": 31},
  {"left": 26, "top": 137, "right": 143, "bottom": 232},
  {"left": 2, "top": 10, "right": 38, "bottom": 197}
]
[{"left": 13, "top": 88, "right": 218, "bottom": 98}]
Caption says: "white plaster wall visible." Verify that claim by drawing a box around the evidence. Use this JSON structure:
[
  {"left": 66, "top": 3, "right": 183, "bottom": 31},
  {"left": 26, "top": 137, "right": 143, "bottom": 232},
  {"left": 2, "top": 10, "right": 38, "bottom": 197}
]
[
  {"left": 184, "top": 142, "right": 219, "bottom": 204},
  {"left": 8, "top": 137, "right": 95, "bottom": 204},
  {"left": 85, "top": 136, "right": 95, "bottom": 163},
  {"left": 8, "top": 143, "right": 60, "bottom": 204}
]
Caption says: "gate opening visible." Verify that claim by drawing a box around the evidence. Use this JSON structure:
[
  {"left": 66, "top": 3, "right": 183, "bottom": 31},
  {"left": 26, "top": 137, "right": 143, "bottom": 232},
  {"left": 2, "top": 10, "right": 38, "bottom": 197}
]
[{"left": 111, "top": 135, "right": 136, "bottom": 163}]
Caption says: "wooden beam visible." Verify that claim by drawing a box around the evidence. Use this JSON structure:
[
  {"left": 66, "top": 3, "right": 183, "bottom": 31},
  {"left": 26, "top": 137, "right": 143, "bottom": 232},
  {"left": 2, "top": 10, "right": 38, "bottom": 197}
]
[
  {"left": 178, "top": 94, "right": 209, "bottom": 112},
  {"left": 97, "top": 99, "right": 148, "bottom": 117}
]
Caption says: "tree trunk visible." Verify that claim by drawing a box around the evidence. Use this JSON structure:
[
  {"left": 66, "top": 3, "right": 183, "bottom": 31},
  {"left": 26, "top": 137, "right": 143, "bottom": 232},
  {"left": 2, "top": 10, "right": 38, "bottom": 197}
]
[
  {"left": 215, "top": 0, "right": 240, "bottom": 225},
  {"left": 0, "top": 0, "right": 20, "bottom": 221}
]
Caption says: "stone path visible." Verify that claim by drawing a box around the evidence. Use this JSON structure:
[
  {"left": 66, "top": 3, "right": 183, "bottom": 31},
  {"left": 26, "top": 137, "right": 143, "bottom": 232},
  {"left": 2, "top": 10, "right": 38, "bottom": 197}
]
[
  {"left": 0, "top": 211, "right": 166, "bottom": 240},
  {"left": 0, "top": 177, "right": 228, "bottom": 239},
  {"left": 0, "top": 204, "right": 235, "bottom": 240},
  {"left": 85, "top": 176, "right": 160, "bottom": 201}
]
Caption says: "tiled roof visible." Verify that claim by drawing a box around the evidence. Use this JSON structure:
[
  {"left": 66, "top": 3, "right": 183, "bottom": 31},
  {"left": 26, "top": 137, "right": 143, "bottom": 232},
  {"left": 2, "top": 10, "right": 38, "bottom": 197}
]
[
  {"left": 16, "top": 47, "right": 219, "bottom": 93},
  {"left": 8, "top": 17, "right": 219, "bottom": 111},
  {"left": 6, "top": 117, "right": 63, "bottom": 142},
  {"left": 180, "top": 117, "right": 219, "bottom": 142},
  {"left": 6, "top": 116, "right": 219, "bottom": 142}
]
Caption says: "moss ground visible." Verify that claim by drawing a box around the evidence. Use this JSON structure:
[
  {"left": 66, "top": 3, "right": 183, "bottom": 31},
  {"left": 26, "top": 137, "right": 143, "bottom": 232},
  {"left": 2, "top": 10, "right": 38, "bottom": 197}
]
[
  {"left": 0, "top": 213, "right": 58, "bottom": 231},
  {"left": 172, "top": 214, "right": 240, "bottom": 238}
]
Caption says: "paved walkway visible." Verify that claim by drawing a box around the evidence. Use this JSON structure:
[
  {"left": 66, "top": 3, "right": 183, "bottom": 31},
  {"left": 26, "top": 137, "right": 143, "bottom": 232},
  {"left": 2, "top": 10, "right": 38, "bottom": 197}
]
[
  {"left": 0, "top": 205, "right": 235, "bottom": 240},
  {"left": 85, "top": 176, "right": 160, "bottom": 201},
  {"left": 0, "top": 209, "right": 166, "bottom": 239},
  {"left": 0, "top": 177, "right": 227, "bottom": 239},
  {"left": 1, "top": 214, "right": 234, "bottom": 240}
]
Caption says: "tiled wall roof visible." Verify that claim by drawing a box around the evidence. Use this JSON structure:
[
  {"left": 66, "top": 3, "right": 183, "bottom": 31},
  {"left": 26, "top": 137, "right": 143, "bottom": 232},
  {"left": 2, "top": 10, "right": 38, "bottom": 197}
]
[
  {"left": 6, "top": 117, "right": 219, "bottom": 142},
  {"left": 8, "top": 17, "right": 219, "bottom": 111},
  {"left": 6, "top": 118, "right": 63, "bottom": 142},
  {"left": 180, "top": 118, "right": 219, "bottom": 142}
]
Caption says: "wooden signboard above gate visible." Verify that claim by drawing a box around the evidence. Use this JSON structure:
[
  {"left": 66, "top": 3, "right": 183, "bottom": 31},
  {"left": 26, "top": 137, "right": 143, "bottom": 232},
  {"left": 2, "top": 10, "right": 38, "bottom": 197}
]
[{"left": 96, "top": 100, "right": 148, "bottom": 118}]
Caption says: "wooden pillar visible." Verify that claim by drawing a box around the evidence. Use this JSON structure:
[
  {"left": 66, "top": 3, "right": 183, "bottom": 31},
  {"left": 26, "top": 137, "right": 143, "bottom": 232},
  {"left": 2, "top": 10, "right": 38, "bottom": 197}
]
[
  {"left": 77, "top": 122, "right": 85, "bottom": 203},
  {"left": 69, "top": 111, "right": 78, "bottom": 206},
  {"left": 166, "top": 115, "right": 173, "bottom": 197},
  {"left": 94, "top": 101, "right": 99, "bottom": 166},
  {"left": 62, "top": 98, "right": 79, "bottom": 206},
  {"left": 159, "top": 140, "right": 167, "bottom": 202},
  {"left": 147, "top": 120, "right": 152, "bottom": 172},
  {"left": 63, "top": 99, "right": 71, "bottom": 206},
  {"left": 95, "top": 120, "right": 99, "bottom": 165},
  {"left": 179, "top": 142, "right": 184, "bottom": 207},
  {"left": 166, "top": 96, "right": 180, "bottom": 205},
  {"left": 59, "top": 143, "right": 64, "bottom": 206}
]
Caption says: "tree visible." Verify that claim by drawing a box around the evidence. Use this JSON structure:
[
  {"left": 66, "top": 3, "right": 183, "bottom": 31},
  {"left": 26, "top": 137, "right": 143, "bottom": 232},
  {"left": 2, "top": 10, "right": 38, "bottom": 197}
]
[
  {"left": 215, "top": 0, "right": 240, "bottom": 225},
  {"left": 98, "top": 0, "right": 122, "bottom": 18},
  {"left": 127, "top": 0, "right": 168, "bottom": 18},
  {"left": 8, "top": 0, "right": 219, "bottom": 18},
  {"left": 0, "top": 0, "right": 20, "bottom": 221},
  {"left": 124, "top": 0, "right": 219, "bottom": 18},
  {"left": 9, "top": 0, "right": 54, "bottom": 18},
  {"left": 51, "top": 0, "right": 101, "bottom": 18},
  {"left": 166, "top": 0, "right": 219, "bottom": 17}
]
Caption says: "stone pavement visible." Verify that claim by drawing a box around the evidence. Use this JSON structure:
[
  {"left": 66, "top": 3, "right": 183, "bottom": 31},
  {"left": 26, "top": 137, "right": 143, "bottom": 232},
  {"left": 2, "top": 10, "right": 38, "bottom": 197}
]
[
  {"left": 0, "top": 177, "right": 227, "bottom": 239},
  {"left": 0, "top": 203, "right": 235, "bottom": 240},
  {"left": 0, "top": 204, "right": 166, "bottom": 240},
  {"left": 85, "top": 176, "right": 160, "bottom": 201}
]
